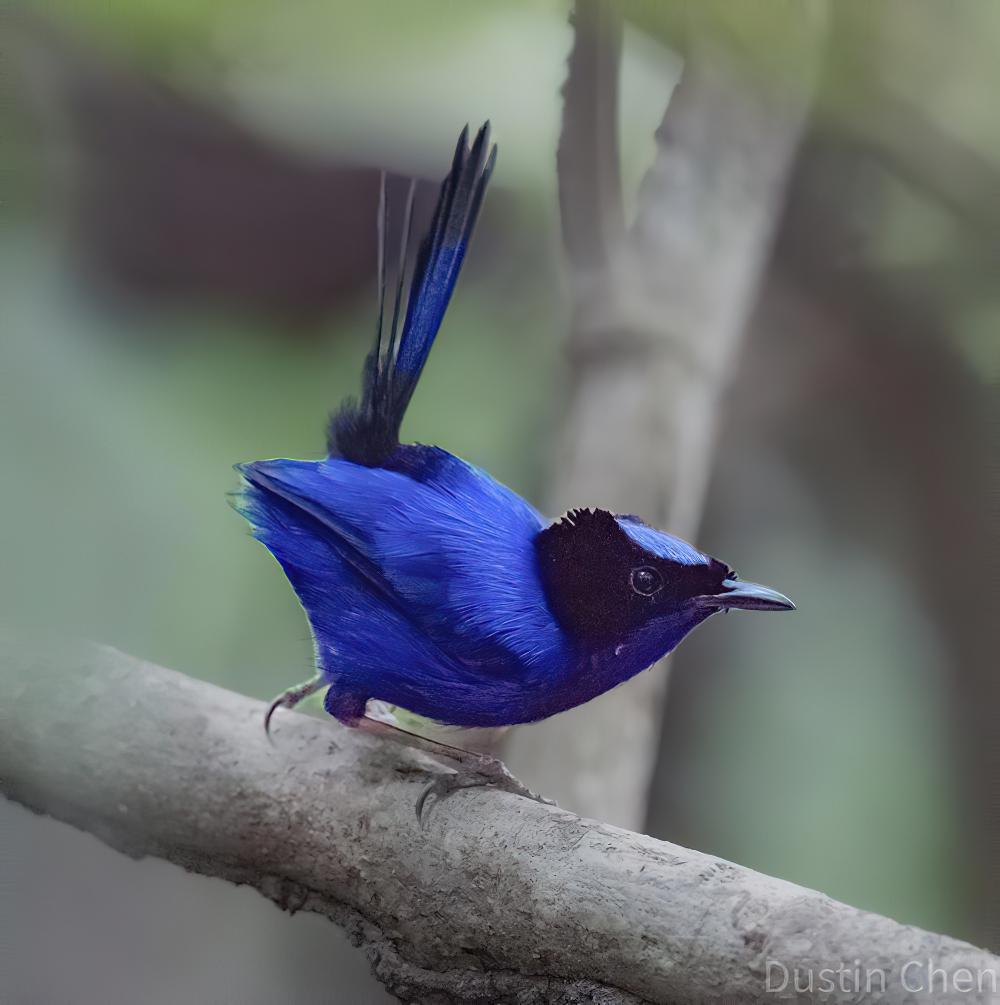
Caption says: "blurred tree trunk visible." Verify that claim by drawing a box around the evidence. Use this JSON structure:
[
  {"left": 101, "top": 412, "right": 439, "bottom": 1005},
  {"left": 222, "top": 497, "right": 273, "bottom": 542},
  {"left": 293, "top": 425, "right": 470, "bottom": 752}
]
[{"left": 505, "top": 0, "right": 825, "bottom": 828}]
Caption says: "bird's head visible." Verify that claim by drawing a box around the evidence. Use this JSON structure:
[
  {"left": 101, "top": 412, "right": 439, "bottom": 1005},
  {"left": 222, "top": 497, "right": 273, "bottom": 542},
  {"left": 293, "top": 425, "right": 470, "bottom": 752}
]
[{"left": 535, "top": 508, "right": 793, "bottom": 667}]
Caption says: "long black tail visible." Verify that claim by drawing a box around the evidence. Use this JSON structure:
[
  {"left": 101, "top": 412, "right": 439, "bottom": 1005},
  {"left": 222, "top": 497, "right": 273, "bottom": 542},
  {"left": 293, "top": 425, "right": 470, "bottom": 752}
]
[{"left": 327, "top": 123, "right": 496, "bottom": 465}]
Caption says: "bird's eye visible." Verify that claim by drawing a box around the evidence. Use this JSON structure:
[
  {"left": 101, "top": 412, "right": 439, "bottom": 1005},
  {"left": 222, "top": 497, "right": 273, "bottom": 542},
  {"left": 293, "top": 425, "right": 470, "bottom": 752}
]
[{"left": 630, "top": 566, "right": 663, "bottom": 596}]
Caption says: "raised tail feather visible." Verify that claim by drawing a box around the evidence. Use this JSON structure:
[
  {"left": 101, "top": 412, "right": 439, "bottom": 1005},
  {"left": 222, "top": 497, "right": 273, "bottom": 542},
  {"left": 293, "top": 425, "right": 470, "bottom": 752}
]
[{"left": 327, "top": 123, "right": 497, "bottom": 465}]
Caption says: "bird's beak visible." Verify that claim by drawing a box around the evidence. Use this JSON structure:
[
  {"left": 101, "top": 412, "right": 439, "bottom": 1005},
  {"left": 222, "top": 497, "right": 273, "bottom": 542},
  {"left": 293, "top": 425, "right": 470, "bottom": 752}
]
[{"left": 710, "top": 578, "right": 795, "bottom": 612}]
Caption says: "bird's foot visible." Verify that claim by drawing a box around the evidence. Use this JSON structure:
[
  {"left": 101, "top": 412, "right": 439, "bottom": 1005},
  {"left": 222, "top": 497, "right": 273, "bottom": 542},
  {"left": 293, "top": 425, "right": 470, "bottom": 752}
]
[
  {"left": 264, "top": 675, "right": 325, "bottom": 743},
  {"left": 415, "top": 755, "right": 555, "bottom": 822},
  {"left": 349, "top": 715, "right": 554, "bottom": 821}
]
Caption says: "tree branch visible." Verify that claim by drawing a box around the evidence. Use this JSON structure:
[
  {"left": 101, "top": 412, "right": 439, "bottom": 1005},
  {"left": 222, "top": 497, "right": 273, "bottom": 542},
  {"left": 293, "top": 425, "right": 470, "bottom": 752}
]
[
  {"left": 556, "top": 0, "right": 625, "bottom": 271},
  {"left": 505, "top": 3, "right": 826, "bottom": 828},
  {"left": 1, "top": 635, "right": 996, "bottom": 1004}
]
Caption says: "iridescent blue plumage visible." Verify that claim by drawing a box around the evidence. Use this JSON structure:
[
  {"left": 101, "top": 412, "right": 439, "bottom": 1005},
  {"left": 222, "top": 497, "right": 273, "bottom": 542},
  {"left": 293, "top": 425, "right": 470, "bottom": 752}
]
[
  {"left": 235, "top": 124, "right": 794, "bottom": 757},
  {"left": 237, "top": 447, "right": 577, "bottom": 726}
]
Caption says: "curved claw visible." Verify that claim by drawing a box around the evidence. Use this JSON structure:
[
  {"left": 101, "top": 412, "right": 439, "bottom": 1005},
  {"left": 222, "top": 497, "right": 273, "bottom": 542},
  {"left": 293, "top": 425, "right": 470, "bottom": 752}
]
[
  {"left": 415, "top": 772, "right": 485, "bottom": 822},
  {"left": 414, "top": 760, "right": 556, "bottom": 823},
  {"left": 263, "top": 675, "right": 325, "bottom": 746},
  {"left": 263, "top": 695, "right": 284, "bottom": 747}
]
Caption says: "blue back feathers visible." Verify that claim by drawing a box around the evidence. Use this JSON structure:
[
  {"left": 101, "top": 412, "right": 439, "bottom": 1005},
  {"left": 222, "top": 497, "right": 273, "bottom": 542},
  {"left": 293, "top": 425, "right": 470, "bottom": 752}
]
[
  {"left": 328, "top": 124, "right": 497, "bottom": 466},
  {"left": 236, "top": 449, "right": 570, "bottom": 726}
]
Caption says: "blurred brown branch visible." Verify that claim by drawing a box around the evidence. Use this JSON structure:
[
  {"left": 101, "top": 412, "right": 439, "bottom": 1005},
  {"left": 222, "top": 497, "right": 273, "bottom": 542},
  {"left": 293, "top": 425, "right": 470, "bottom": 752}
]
[
  {"left": 9, "top": 12, "right": 380, "bottom": 322},
  {"left": 2, "top": 636, "right": 998, "bottom": 1005},
  {"left": 8, "top": 11, "right": 509, "bottom": 327},
  {"left": 505, "top": 0, "right": 826, "bottom": 828}
]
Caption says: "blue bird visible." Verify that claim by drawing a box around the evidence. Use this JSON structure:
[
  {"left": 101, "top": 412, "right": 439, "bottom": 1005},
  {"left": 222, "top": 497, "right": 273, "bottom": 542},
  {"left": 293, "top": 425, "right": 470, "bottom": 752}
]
[{"left": 235, "top": 123, "right": 793, "bottom": 808}]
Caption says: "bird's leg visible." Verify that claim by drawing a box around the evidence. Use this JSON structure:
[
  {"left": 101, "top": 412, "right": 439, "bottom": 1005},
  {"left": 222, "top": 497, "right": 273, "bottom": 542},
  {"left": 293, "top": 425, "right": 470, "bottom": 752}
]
[
  {"left": 264, "top": 675, "right": 325, "bottom": 743},
  {"left": 353, "top": 716, "right": 554, "bottom": 819}
]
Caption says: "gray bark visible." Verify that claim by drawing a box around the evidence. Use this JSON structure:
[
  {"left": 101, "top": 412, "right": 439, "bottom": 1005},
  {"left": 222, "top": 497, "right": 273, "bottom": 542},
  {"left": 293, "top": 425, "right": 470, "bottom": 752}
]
[
  {"left": 505, "top": 2, "right": 826, "bottom": 829},
  {"left": 2, "top": 634, "right": 996, "bottom": 1004}
]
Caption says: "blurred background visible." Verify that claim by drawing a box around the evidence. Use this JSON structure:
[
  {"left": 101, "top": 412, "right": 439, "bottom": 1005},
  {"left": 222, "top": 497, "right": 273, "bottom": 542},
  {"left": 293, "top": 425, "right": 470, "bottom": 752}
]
[{"left": 1, "top": 1, "right": 996, "bottom": 1002}]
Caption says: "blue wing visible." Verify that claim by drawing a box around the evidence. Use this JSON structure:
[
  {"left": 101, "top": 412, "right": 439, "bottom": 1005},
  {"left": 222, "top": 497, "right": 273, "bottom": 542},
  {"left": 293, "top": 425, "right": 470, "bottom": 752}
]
[
  {"left": 237, "top": 447, "right": 568, "bottom": 680},
  {"left": 234, "top": 475, "right": 463, "bottom": 722}
]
